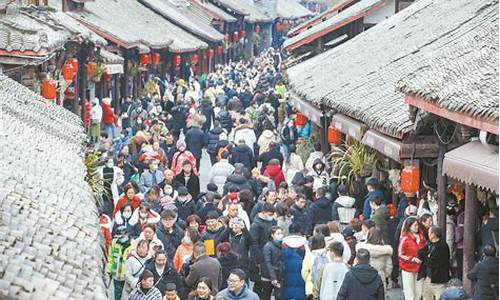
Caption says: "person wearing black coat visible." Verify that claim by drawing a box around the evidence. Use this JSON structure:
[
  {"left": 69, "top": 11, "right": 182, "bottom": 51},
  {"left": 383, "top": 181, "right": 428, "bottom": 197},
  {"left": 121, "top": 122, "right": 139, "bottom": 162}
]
[
  {"left": 419, "top": 226, "right": 450, "bottom": 299},
  {"left": 230, "top": 141, "right": 255, "bottom": 170},
  {"left": 261, "top": 228, "right": 283, "bottom": 300},
  {"left": 206, "top": 124, "right": 225, "bottom": 164},
  {"left": 223, "top": 174, "right": 254, "bottom": 197},
  {"left": 170, "top": 102, "right": 189, "bottom": 139},
  {"left": 217, "top": 243, "right": 241, "bottom": 289},
  {"left": 198, "top": 98, "right": 215, "bottom": 133},
  {"left": 175, "top": 162, "right": 200, "bottom": 201},
  {"left": 159, "top": 134, "right": 177, "bottom": 168},
  {"left": 216, "top": 110, "right": 233, "bottom": 133},
  {"left": 337, "top": 249, "right": 384, "bottom": 300},
  {"left": 185, "top": 125, "right": 206, "bottom": 170},
  {"left": 174, "top": 186, "right": 197, "bottom": 222},
  {"left": 157, "top": 210, "right": 185, "bottom": 260},
  {"left": 257, "top": 144, "right": 284, "bottom": 173},
  {"left": 308, "top": 187, "right": 332, "bottom": 228},
  {"left": 290, "top": 195, "right": 312, "bottom": 236},
  {"left": 145, "top": 250, "right": 186, "bottom": 297},
  {"left": 467, "top": 244, "right": 499, "bottom": 300}
]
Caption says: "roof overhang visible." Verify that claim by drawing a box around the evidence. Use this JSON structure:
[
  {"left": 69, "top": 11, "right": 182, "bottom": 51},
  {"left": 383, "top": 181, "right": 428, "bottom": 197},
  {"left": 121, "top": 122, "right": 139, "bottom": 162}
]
[
  {"left": 331, "top": 113, "right": 367, "bottom": 141},
  {"left": 443, "top": 140, "right": 499, "bottom": 193},
  {"left": 290, "top": 92, "right": 323, "bottom": 125},
  {"left": 405, "top": 94, "right": 499, "bottom": 135},
  {"left": 76, "top": 18, "right": 136, "bottom": 49}
]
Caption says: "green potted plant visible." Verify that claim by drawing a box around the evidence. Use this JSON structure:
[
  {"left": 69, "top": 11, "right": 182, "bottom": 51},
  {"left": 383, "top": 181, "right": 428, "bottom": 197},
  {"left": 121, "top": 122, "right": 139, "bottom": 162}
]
[
  {"left": 90, "top": 62, "right": 106, "bottom": 82},
  {"left": 128, "top": 62, "right": 140, "bottom": 77},
  {"left": 296, "top": 136, "right": 319, "bottom": 164},
  {"left": 328, "top": 140, "right": 377, "bottom": 185}
]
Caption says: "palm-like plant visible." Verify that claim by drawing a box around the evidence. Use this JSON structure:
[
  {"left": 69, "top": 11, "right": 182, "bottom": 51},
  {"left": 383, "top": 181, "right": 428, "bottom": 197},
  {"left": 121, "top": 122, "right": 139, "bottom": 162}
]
[
  {"left": 84, "top": 150, "right": 107, "bottom": 207},
  {"left": 328, "top": 140, "right": 377, "bottom": 185}
]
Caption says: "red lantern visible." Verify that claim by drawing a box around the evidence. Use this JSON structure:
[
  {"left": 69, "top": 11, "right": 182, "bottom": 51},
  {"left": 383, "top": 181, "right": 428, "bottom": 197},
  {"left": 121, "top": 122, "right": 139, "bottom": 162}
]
[
  {"left": 401, "top": 165, "right": 420, "bottom": 195},
  {"left": 191, "top": 54, "right": 199, "bottom": 64},
  {"left": 68, "top": 58, "right": 78, "bottom": 75},
  {"left": 240, "top": 30, "right": 246, "bottom": 38},
  {"left": 152, "top": 53, "right": 161, "bottom": 65},
  {"left": 102, "top": 72, "right": 113, "bottom": 81},
  {"left": 224, "top": 33, "right": 230, "bottom": 41},
  {"left": 208, "top": 49, "right": 215, "bottom": 59},
  {"left": 140, "top": 54, "right": 151, "bottom": 65},
  {"left": 233, "top": 31, "right": 239, "bottom": 41},
  {"left": 85, "top": 100, "right": 91, "bottom": 128},
  {"left": 86, "top": 62, "right": 96, "bottom": 77},
  {"left": 41, "top": 79, "right": 57, "bottom": 100},
  {"left": 254, "top": 24, "right": 260, "bottom": 33},
  {"left": 295, "top": 112, "right": 307, "bottom": 126},
  {"left": 327, "top": 126, "right": 342, "bottom": 144},
  {"left": 62, "top": 63, "right": 75, "bottom": 82},
  {"left": 217, "top": 46, "right": 223, "bottom": 55},
  {"left": 174, "top": 55, "right": 182, "bottom": 67}
]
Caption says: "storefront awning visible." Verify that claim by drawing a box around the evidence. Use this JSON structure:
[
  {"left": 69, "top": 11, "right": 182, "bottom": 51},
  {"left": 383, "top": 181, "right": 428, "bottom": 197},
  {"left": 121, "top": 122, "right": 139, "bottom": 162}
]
[
  {"left": 290, "top": 93, "right": 323, "bottom": 126},
  {"left": 362, "top": 129, "right": 439, "bottom": 162},
  {"left": 443, "top": 141, "right": 499, "bottom": 193},
  {"left": 331, "top": 113, "right": 367, "bottom": 141}
]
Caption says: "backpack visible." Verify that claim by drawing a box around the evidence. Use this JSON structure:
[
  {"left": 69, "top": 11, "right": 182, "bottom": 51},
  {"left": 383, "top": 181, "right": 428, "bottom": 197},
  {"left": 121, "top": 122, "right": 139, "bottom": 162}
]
[{"left": 311, "top": 251, "right": 329, "bottom": 284}]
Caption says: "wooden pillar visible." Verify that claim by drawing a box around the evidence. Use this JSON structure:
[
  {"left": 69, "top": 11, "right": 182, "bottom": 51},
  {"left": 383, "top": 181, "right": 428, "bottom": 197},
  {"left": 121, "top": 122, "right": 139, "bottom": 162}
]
[
  {"left": 319, "top": 104, "right": 329, "bottom": 154},
  {"left": 463, "top": 184, "right": 477, "bottom": 294},
  {"left": 437, "top": 143, "right": 447, "bottom": 231},
  {"left": 78, "top": 47, "right": 87, "bottom": 122},
  {"left": 113, "top": 75, "right": 120, "bottom": 114},
  {"left": 122, "top": 51, "right": 130, "bottom": 100},
  {"left": 390, "top": 159, "right": 400, "bottom": 204}
]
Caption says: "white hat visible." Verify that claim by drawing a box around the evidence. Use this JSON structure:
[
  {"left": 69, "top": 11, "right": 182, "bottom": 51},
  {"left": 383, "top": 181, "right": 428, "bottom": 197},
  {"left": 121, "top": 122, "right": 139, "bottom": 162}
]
[{"left": 102, "top": 97, "right": 112, "bottom": 105}]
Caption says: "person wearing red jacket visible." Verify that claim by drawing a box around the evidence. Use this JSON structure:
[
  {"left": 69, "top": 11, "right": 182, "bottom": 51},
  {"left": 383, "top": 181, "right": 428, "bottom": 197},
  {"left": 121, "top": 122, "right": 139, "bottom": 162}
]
[
  {"left": 102, "top": 97, "right": 118, "bottom": 139},
  {"left": 398, "top": 216, "right": 426, "bottom": 300},
  {"left": 114, "top": 184, "right": 141, "bottom": 216},
  {"left": 263, "top": 159, "right": 285, "bottom": 188}
]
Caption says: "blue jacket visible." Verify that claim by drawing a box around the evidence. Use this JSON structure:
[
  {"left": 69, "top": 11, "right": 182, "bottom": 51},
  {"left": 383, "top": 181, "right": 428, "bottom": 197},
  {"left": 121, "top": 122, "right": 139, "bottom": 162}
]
[
  {"left": 363, "top": 190, "right": 384, "bottom": 219},
  {"left": 281, "top": 242, "right": 306, "bottom": 300}
]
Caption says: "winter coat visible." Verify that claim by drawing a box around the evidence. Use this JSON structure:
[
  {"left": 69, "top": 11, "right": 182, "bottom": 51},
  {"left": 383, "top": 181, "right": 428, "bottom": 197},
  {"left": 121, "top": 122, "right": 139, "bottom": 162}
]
[
  {"left": 217, "top": 227, "right": 257, "bottom": 276},
  {"left": 308, "top": 159, "right": 329, "bottom": 191},
  {"left": 185, "top": 126, "right": 206, "bottom": 159},
  {"left": 332, "top": 196, "right": 357, "bottom": 225},
  {"left": 216, "top": 285, "right": 259, "bottom": 300},
  {"left": 218, "top": 253, "right": 241, "bottom": 289},
  {"left": 249, "top": 215, "right": 277, "bottom": 262},
  {"left": 171, "top": 149, "right": 198, "bottom": 176},
  {"left": 114, "top": 195, "right": 141, "bottom": 216},
  {"left": 90, "top": 99, "right": 103, "bottom": 121},
  {"left": 217, "top": 110, "right": 233, "bottom": 132},
  {"left": 139, "top": 170, "right": 165, "bottom": 193},
  {"left": 337, "top": 264, "right": 384, "bottom": 300},
  {"left": 230, "top": 144, "right": 255, "bottom": 170},
  {"left": 107, "top": 240, "right": 132, "bottom": 281},
  {"left": 232, "top": 125, "right": 257, "bottom": 151},
  {"left": 297, "top": 122, "right": 312, "bottom": 139},
  {"left": 309, "top": 196, "right": 332, "bottom": 227},
  {"left": 281, "top": 124, "right": 298, "bottom": 145},
  {"left": 439, "top": 287, "right": 468, "bottom": 300},
  {"left": 257, "top": 130, "right": 276, "bottom": 154},
  {"left": 398, "top": 231, "right": 426, "bottom": 273},
  {"left": 258, "top": 149, "right": 284, "bottom": 172},
  {"left": 314, "top": 260, "right": 350, "bottom": 300},
  {"left": 173, "top": 242, "right": 193, "bottom": 272},
  {"left": 196, "top": 203, "right": 221, "bottom": 223},
  {"left": 305, "top": 151, "right": 324, "bottom": 173},
  {"left": 467, "top": 256, "right": 499, "bottom": 300},
  {"left": 372, "top": 206, "right": 390, "bottom": 243},
  {"left": 419, "top": 238, "right": 450, "bottom": 283},
  {"left": 223, "top": 175, "right": 254, "bottom": 196},
  {"left": 282, "top": 235, "right": 308, "bottom": 300},
  {"left": 175, "top": 197, "right": 197, "bottom": 222},
  {"left": 209, "top": 159, "right": 235, "bottom": 194},
  {"left": 170, "top": 104, "right": 189, "bottom": 131},
  {"left": 263, "top": 164, "right": 286, "bottom": 188},
  {"left": 175, "top": 172, "right": 200, "bottom": 200},
  {"left": 200, "top": 226, "right": 226, "bottom": 245},
  {"left": 156, "top": 224, "right": 185, "bottom": 260},
  {"left": 185, "top": 255, "right": 222, "bottom": 292},
  {"left": 262, "top": 240, "right": 283, "bottom": 280},
  {"left": 356, "top": 243, "right": 393, "bottom": 287},
  {"left": 363, "top": 190, "right": 384, "bottom": 219},
  {"left": 102, "top": 102, "right": 117, "bottom": 125},
  {"left": 128, "top": 209, "right": 161, "bottom": 233},
  {"left": 207, "top": 127, "right": 226, "bottom": 155},
  {"left": 128, "top": 286, "right": 162, "bottom": 300},
  {"left": 301, "top": 248, "right": 325, "bottom": 296},
  {"left": 125, "top": 253, "right": 148, "bottom": 289},
  {"left": 283, "top": 153, "right": 304, "bottom": 185},
  {"left": 290, "top": 204, "right": 312, "bottom": 235},
  {"left": 145, "top": 260, "right": 185, "bottom": 296},
  {"left": 99, "top": 166, "right": 124, "bottom": 206},
  {"left": 199, "top": 100, "right": 215, "bottom": 131},
  {"left": 324, "top": 233, "right": 352, "bottom": 263},
  {"left": 129, "top": 232, "right": 163, "bottom": 259}
]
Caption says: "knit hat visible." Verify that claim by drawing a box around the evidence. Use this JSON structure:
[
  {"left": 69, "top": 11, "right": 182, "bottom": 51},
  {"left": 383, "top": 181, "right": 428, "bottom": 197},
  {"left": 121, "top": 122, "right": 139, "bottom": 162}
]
[
  {"left": 342, "top": 227, "right": 354, "bottom": 237},
  {"left": 176, "top": 140, "right": 186, "bottom": 149},
  {"left": 177, "top": 186, "right": 189, "bottom": 196},
  {"left": 207, "top": 183, "right": 218, "bottom": 192}
]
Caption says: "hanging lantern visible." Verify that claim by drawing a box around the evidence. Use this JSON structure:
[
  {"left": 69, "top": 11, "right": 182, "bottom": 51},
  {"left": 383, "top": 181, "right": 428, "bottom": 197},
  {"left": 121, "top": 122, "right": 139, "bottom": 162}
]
[
  {"left": 295, "top": 112, "right": 307, "bottom": 126},
  {"left": 86, "top": 62, "right": 96, "bottom": 77},
  {"left": 140, "top": 54, "right": 151, "bottom": 65},
  {"left": 102, "top": 72, "right": 113, "bottom": 81},
  {"left": 68, "top": 58, "right": 78, "bottom": 75},
  {"left": 208, "top": 49, "right": 215, "bottom": 59},
  {"left": 62, "top": 63, "right": 75, "bottom": 82},
  {"left": 191, "top": 54, "right": 199, "bottom": 65},
  {"left": 41, "top": 79, "right": 57, "bottom": 100},
  {"left": 233, "top": 31, "right": 239, "bottom": 41},
  {"left": 217, "top": 46, "right": 223, "bottom": 55},
  {"left": 84, "top": 100, "right": 91, "bottom": 128},
  {"left": 254, "top": 24, "right": 260, "bottom": 33},
  {"left": 240, "top": 30, "right": 246, "bottom": 39},
  {"left": 327, "top": 126, "right": 342, "bottom": 144},
  {"left": 224, "top": 33, "right": 230, "bottom": 41},
  {"left": 174, "top": 54, "right": 182, "bottom": 67},
  {"left": 401, "top": 165, "right": 420, "bottom": 195},
  {"left": 152, "top": 53, "right": 161, "bottom": 65}
]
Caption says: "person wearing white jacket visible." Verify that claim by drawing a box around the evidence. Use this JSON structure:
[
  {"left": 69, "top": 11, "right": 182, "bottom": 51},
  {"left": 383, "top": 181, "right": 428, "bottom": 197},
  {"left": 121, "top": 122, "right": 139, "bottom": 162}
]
[
  {"left": 282, "top": 144, "right": 304, "bottom": 185},
  {"left": 331, "top": 185, "right": 357, "bottom": 229},
  {"left": 125, "top": 240, "right": 149, "bottom": 292},
  {"left": 257, "top": 129, "right": 276, "bottom": 154},
  {"left": 231, "top": 118, "right": 257, "bottom": 152},
  {"left": 208, "top": 152, "right": 235, "bottom": 194}
]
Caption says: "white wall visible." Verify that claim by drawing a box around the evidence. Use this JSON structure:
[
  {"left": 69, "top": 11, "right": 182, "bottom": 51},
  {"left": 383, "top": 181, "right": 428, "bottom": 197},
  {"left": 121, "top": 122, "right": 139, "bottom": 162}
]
[{"left": 364, "top": 0, "right": 396, "bottom": 24}]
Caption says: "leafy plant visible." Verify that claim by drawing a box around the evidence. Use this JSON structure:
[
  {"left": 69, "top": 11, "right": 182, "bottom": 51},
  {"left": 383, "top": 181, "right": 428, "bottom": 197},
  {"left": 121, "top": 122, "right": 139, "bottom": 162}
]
[
  {"left": 328, "top": 140, "right": 377, "bottom": 185},
  {"left": 90, "top": 62, "right": 106, "bottom": 82},
  {"left": 128, "top": 62, "right": 140, "bottom": 76},
  {"left": 296, "top": 135, "right": 318, "bottom": 164},
  {"left": 84, "top": 150, "right": 108, "bottom": 206}
]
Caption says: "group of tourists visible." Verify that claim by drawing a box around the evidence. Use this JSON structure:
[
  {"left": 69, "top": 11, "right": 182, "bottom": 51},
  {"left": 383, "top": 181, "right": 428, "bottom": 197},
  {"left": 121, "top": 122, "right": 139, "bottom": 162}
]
[{"left": 90, "top": 48, "right": 498, "bottom": 300}]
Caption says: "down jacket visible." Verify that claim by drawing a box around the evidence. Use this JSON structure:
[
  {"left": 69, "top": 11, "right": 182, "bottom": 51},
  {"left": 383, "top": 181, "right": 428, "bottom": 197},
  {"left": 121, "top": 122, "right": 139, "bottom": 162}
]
[{"left": 209, "top": 159, "right": 235, "bottom": 194}]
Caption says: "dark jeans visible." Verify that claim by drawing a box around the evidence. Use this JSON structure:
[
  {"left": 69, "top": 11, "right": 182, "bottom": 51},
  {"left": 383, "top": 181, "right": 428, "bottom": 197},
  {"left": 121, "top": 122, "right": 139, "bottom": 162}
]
[
  {"left": 456, "top": 249, "right": 463, "bottom": 280},
  {"left": 113, "top": 279, "right": 125, "bottom": 300},
  {"left": 258, "top": 280, "right": 281, "bottom": 300}
]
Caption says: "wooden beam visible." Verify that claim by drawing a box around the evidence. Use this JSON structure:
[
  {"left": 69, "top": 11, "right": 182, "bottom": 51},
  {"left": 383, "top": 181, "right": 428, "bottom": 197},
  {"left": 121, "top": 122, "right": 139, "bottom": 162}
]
[
  {"left": 405, "top": 94, "right": 499, "bottom": 135},
  {"left": 463, "top": 184, "right": 477, "bottom": 294},
  {"left": 436, "top": 143, "right": 447, "bottom": 233}
]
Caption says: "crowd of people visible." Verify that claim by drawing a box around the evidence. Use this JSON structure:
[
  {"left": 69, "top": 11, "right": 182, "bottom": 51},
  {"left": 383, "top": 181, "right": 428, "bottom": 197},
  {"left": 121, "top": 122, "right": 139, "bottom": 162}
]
[{"left": 90, "top": 48, "right": 498, "bottom": 300}]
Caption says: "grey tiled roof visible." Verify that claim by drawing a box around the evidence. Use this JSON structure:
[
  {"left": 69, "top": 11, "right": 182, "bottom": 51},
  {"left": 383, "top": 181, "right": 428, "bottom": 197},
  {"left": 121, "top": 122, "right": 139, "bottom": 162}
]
[
  {"left": 276, "top": 0, "right": 314, "bottom": 20},
  {"left": 397, "top": 22, "right": 499, "bottom": 121},
  {"left": 283, "top": 0, "right": 386, "bottom": 50},
  {"left": 210, "top": 0, "right": 273, "bottom": 23},
  {"left": 199, "top": 1, "right": 238, "bottom": 22},
  {"left": 139, "top": 0, "right": 225, "bottom": 42},
  {"left": 287, "top": 0, "right": 498, "bottom": 139},
  {"left": 69, "top": 0, "right": 207, "bottom": 52},
  {"left": 99, "top": 48, "right": 124, "bottom": 64},
  {"left": 0, "top": 75, "right": 107, "bottom": 299},
  {"left": 0, "top": 5, "right": 105, "bottom": 56}
]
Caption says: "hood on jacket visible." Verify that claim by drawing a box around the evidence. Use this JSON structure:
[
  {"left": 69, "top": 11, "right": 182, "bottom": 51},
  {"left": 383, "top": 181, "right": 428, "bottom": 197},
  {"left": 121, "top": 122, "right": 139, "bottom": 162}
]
[
  {"left": 358, "top": 243, "right": 393, "bottom": 258},
  {"left": 261, "top": 129, "right": 275, "bottom": 139},
  {"left": 211, "top": 127, "right": 224, "bottom": 135},
  {"left": 312, "top": 158, "right": 326, "bottom": 171},
  {"left": 264, "top": 164, "right": 282, "bottom": 177},
  {"left": 335, "top": 195, "right": 356, "bottom": 208},
  {"left": 234, "top": 143, "right": 252, "bottom": 153},
  {"left": 228, "top": 174, "right": 248, "bottom": 185},
  {"left": 283, "top": 235, "right": 308, "bottom": 249},
  {"left": 314, "top": 196, "right": 331, "bottom": 208},
  {"left": 351, "top": 264, "right": 381, "bottom": 284}
]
